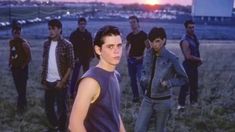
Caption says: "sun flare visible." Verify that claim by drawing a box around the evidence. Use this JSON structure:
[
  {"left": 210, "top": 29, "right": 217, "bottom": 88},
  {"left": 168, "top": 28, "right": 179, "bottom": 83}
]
[{"left": 146, "top": 0, "right": 160, "bottom": 5}]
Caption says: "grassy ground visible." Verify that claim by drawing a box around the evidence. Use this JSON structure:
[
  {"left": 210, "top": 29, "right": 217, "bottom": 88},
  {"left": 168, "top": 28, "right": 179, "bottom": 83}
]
[{"left": 0, "top": 39, "right": 235, "bottom": 132}]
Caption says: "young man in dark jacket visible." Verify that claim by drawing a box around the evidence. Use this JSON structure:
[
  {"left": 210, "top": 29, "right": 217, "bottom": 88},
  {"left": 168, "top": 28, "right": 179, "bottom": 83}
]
[
  {"left": 69, "top": 17, "right": 94, "bottom": 98},
  {"left": 9, "top": 22, "right": 31, "bottom": 114}
]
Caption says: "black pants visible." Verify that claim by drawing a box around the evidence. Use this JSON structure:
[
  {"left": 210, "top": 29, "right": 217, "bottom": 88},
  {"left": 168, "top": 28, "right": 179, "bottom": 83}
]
[
  {"left": 80, "top": 60, "right": 90, "bottom": 73},
  {"left": 11, "top": 66, "right": 28, "bottom": 112},
  {"left": 69, "top": 60, "right": 90, "bottom": 98},
  {"left": 44, "top": 81, "right": 68, "bottom": 131},
  {"left": 178, "top": 62, "right": 198, "bottom": 106}
]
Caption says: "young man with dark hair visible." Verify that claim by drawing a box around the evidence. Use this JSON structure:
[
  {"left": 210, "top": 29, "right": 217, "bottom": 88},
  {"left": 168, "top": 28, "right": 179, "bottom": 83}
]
[
  {"left": 178, "top": 20, "right": 203, "bottom": 110},
  {"left": 69, "top": 25, "right": 125, "bottom": 132},
  {"left": 9, "top": 22, "right": 31, "bottom": 114},
  {"left": 69, "top": 17, "right": 94, "bottom": 99},
  {"left": 135, "top": 27, "right": 188, "bottom": 132},
  {"left": 126, "top": 15, "right": 148, "bottom": 102},
  {"left": 41, "top": 19, "right": 74, "bottom": 132}
]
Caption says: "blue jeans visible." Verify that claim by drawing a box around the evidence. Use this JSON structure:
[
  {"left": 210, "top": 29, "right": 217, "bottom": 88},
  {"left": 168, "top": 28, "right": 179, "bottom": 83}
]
[
  {"left": 135, "top": 96, "right": 171, "bottom": 132},
  {"left": 178, "top": 61, "right": 198, "bottom": 105},
  {"left": 69, "top": 61, "right": 90, "bottom": 98},
  {"left": 11, "top": 65, "right": 28, "bottom": 112},
  {"left": 44, "top": 81, "right": 68, "bottom": 131},
  {"left": 127, "top": 57, "right": 144, "bottom": 98}
]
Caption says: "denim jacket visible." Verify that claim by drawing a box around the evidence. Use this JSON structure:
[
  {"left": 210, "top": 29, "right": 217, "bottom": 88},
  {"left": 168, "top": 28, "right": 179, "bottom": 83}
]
[{"left": 141, "top": 47, "right": 188, "bottom": 98}]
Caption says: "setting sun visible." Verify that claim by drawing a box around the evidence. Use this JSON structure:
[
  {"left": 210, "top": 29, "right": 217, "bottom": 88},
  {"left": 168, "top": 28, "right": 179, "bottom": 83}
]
[{"left": 145, "top": 0, "right": 160, "bottom": 5}]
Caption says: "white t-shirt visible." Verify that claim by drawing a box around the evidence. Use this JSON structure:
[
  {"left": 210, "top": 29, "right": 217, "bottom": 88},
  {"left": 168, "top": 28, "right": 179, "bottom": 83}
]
[{"left": 46, "top": 41, "right": 61, "bottom": 82}]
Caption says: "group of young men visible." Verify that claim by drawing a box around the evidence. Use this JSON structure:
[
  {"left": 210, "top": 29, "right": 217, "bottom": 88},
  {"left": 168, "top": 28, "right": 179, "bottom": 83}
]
[{"left": 9, "top": 16, "right": 202, "bottom": 132}]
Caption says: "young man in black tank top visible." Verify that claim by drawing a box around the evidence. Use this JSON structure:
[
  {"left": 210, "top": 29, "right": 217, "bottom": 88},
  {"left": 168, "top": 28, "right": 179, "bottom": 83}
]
[
  {"left": 126, "top": 16, "right": 148, "bottom": 102},
  {"left": 69, "top": 26, "right": 125, "bottom": 132},
  {"left": 178, "top": 20, "right": 203, "bottom": 110}
]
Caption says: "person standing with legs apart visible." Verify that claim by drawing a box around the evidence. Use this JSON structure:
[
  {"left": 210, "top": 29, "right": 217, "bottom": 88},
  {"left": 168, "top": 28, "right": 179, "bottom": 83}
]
[
  {"left": 69, "top": 25, "right": 125, "bottom": 132},
  {"left": 69, "top": 17, "right": 94, "bottom": 99},
  {"left": 135, "top": 27, "right": 188, "bottom": 132},
  {"left": 9, "top": 21, "right": 31, "bottom": 114},
  {"left": 41, "top": 19, "right": 74, "bottom": 132},
  {"left": 126, "top": 16, "right": 148, "bottom": 102},
  {"left": 178, "top": 20, "right": 203, "bottom": 110}
]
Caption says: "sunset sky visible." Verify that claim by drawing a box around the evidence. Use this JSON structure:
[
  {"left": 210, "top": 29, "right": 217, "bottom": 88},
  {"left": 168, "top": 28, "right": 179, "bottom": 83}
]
[
  {"left": 48, "top": 0, "right": 235, "bottom": 7},
  {"left": 73, "top": 0, "right": 192, "bottom": 5}
]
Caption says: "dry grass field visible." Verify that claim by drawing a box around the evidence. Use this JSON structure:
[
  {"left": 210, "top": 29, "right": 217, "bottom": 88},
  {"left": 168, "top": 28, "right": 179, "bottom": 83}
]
[{"left": 0, "top": 39, "right": 235, "bottom": 132}]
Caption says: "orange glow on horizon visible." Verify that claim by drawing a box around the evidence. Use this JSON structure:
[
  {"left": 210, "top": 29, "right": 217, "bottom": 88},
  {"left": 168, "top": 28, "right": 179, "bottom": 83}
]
[{"left": 145, "top": 0, "right": 160, "bottom": 5}]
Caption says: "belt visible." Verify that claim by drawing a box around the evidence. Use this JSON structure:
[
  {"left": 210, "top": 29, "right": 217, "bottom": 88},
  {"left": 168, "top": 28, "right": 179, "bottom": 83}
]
[
  {"left": 148, "top": 95, "right": 171, "bottom": 100},
  {"left": 129, "top": 56, "right": 143, "bottom": 60}
]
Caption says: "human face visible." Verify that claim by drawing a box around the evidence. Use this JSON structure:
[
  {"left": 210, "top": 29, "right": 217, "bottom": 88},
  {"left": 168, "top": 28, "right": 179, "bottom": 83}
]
[
  {"left": 150, "top": 38, "right": 165, "bottom": 53},
  {"left": 186, "top": 24, "right": 195, "bottom": 36},
  {"left": 12, "top": 29, "right": 21, "bottom": 38},
  {"left": 78, "top": 21, "right": 86, "bottom": 31},
  {"left": 129, "top": 18, "right": 139, "bottom": 31},
  {"left": 95, "top": 35, "right": 122, "bottom": 67},
  {"left": 48, "top": 26, "right": 61, "bottom": 40}
]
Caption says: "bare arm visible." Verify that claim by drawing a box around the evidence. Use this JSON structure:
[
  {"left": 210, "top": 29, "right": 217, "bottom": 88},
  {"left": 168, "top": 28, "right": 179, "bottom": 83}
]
[
  {"left": 69, "top": 77, "right": 100, "bottom": 132},
  {"left": 119, "top": 115, "right": 126, "bottom": 132},
  {"left": 181, "top": 40, "right": 202, "bottom": 63}
]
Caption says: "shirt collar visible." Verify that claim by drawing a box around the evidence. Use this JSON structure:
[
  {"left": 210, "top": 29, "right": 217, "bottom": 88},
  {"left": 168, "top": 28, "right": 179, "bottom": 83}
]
[{"left": 155, "top": 47, "right": 166, "bottom": 57}]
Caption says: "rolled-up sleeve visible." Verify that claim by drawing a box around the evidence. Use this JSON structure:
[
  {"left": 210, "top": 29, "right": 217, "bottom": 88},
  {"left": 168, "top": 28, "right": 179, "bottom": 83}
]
[{"left": 66, "top": 43, "right": 75, "bottom": 69}]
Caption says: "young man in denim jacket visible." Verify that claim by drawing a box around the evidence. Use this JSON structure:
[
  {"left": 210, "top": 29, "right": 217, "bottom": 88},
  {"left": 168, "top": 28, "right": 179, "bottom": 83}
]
[{"left": 135, "top": 27, "right": 188, "bottom": 132}]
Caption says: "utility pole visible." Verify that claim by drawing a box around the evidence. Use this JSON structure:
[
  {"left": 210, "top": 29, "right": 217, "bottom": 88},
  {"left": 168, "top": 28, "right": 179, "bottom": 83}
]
[{"left": 9, "top": 0, "right": 12, "bottom": 23}]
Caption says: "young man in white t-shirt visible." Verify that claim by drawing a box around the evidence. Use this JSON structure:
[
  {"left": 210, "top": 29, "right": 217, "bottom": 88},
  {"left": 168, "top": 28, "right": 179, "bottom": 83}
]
[{"left": 41, "top": 19, "right": 74, "bottom": 132}]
